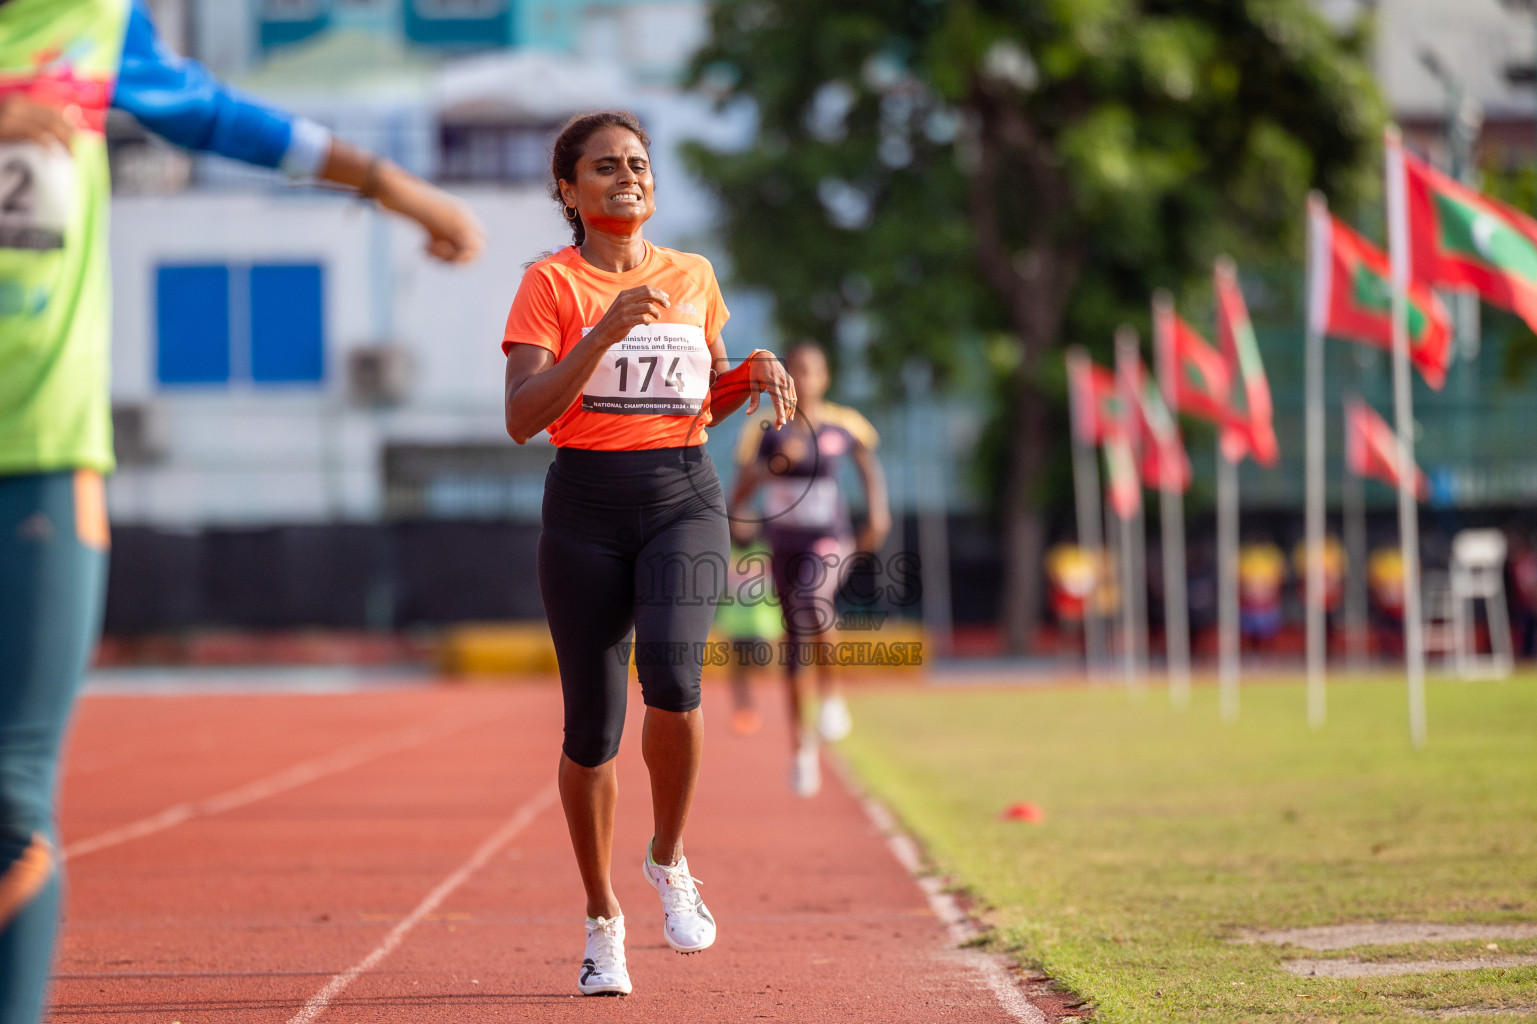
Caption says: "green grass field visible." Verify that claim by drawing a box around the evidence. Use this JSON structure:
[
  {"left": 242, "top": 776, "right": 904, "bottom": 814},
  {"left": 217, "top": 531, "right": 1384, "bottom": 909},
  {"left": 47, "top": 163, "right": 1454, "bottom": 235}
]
[{"left": 840, "top": 673, "right": 1537, "bottom": 1023}]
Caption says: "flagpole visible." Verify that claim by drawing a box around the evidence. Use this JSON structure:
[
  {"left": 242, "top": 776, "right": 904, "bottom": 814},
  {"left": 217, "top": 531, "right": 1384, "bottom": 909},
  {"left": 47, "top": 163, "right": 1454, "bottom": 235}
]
[
  {"left": 1152, "top": 295, "right": 1191, "bottom": 706},
  {"left": 1116, "top": 328, "right": 1149, "bottom": 692},
  {"left": 1103, "top": 474, "right": 1127, "bottom": 683},
  {"left": 1386, "top": 126, "right": 1428, "bottom": 748},
  {"left": 1343, "top": 388, "right": 1370, "bottom": 671},
  {"left": 1132, "top": 474, "right": 1150, "bottom": 679},
  {"left": 1217, "top": 447, "right": 1240, "bottom": 722},
  {"left": 1066, "top": 348, "right": 1109, "bottom": 677},
  {"left": 1116, "top": 489, "right": 1137, "bottom": 693},
  {"left": 1304, "top": 193, "right": 1329, "bottom": 728}
]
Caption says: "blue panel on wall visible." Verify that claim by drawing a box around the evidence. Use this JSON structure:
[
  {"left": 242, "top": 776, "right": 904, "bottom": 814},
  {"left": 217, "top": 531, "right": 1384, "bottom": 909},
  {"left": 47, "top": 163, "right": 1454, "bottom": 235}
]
[
  {"left": 260, "top": 14, "right": 330, "bottom": 50},
  {"left": 156, "top": 264, "right": 230, "bottom": 385},
  {"left": 404, "top": 0, "right": 513, "bottom": 47},
  {"left": 250, "top": 263, "right": 325, "bottom": 384}
]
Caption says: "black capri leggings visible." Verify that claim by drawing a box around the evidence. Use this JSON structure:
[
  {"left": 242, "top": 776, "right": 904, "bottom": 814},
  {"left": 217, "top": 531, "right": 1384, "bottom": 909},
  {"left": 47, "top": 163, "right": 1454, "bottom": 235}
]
[{"left": 539, "top": 446, "right": 730, "bottom": 767}]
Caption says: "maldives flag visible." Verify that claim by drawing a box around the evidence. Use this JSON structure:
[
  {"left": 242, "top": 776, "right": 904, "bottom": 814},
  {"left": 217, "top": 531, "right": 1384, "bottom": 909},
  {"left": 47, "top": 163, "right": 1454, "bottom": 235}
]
[
  {"left": 1103, "top": 431, "right": 1141, "bottom": 520},
  {"left": 1117, "top": 348, "right": 1192, "bottom": 492},
  {"left": 1306, "top": 194, "right": 1453, "bottom": 389},
  {"left": 1137, "top": 382, "right": 1192, "bottom": 492},
  {"left": 1388, "top": 131, "right": 1537, "bottom": 333},
  {"left": 1345, "top": 398, "right": 1427, "bottom": 499},
  {"left": 1065, "top": 347, "right": 1120, "bottom": 446},
  {"left": 1214, "top": 258, "right": 1279, "bottom": 467},
  {"left": 1068, "top": 346, "right": 1141, "bottom": 516},
  {"left": 1152, "top": 291, "right": 1236, "bottom": 427}
]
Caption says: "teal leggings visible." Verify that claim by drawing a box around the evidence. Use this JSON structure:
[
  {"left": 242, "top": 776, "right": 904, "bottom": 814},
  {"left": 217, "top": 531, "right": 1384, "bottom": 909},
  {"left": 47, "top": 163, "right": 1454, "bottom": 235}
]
[{"left": 0, "top": 471, "right": 107, "bottom": 1024}]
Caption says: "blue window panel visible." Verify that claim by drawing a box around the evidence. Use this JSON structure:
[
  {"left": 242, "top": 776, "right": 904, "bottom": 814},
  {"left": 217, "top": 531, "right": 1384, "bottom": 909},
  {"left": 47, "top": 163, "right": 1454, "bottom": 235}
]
[
  {"left": 404, "top": 0, "right": 513, "bottom": 47},
  {"left": 156, "top": 264, "right": 230, "bottom": 385},
  {"left": 250, "top": 263, "right": 325, "bottom": 383},
  {"left": 259, "top": 0, "right": 329, "bottom": 51}
]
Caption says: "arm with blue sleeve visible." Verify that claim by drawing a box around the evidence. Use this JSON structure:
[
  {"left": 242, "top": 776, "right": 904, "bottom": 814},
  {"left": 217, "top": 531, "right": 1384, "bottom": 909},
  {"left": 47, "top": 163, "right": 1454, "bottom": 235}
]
[
  {"left": 109, "top": 0, "right": 484, "bottom": 262},
  {"left": 112, "top": 0, "right": 330, "bottom": 176}
]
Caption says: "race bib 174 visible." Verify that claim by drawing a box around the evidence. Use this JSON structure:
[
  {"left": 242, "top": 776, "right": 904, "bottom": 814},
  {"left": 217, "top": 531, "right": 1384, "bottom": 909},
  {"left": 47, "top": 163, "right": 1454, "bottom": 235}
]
[
  {"left": 0, "top": 143, "right": 75, "bottom": 251},
  {"left": 581, "top": 323, "right": 713, "bottom": 415}
]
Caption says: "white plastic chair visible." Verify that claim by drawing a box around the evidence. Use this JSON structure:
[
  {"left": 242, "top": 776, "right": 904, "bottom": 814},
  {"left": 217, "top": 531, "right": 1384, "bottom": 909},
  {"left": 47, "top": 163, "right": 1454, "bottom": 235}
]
[{"left": 1449, "top": 529, "right": 1514, "bottom": 680}]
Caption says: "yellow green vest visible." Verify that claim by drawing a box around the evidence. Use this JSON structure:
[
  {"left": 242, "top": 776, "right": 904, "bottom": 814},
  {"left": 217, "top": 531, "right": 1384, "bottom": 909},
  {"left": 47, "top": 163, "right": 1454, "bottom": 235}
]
[{"left": 0, "top": 0, "right": 130, "bottom": 475}]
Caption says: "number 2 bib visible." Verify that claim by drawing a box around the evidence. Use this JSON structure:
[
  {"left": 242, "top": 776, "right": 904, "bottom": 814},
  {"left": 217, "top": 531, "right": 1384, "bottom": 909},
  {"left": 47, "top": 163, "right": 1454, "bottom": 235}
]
[
  {"left": 0, "top": 143, "right": 76, "bottom": 251},
  {"left": 581, "top": 322, "right": 713, "bottom": 416}
]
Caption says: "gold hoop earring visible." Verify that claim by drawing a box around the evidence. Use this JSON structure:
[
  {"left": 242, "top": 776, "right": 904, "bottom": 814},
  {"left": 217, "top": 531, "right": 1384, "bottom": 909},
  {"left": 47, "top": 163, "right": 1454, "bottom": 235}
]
[{"left": 563, "top": 205, "right": 578, "bottom": 221}]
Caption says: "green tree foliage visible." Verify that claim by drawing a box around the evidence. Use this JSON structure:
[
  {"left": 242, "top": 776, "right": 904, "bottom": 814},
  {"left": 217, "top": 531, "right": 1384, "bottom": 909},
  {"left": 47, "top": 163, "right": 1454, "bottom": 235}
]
[{"left": 685, "top": 0, "right": 1385, "bottom": 649}]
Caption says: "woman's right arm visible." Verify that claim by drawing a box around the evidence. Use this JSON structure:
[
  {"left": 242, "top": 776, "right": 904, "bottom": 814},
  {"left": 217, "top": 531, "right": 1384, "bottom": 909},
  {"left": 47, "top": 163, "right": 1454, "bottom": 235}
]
[{"left": 504, "top": 285, "right": 672, "bottom": 444}]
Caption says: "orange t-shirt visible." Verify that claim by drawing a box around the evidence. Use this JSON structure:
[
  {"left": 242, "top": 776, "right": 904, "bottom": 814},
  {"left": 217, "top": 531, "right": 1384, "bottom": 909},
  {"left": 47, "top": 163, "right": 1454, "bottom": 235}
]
[{"left": 502, "top": 243, "right": 730, "bottom": 450}]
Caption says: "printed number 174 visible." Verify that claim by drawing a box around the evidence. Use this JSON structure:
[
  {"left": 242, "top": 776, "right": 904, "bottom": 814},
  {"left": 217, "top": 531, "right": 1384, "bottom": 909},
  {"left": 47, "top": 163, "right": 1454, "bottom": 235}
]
[{"left": 615, "top": 355, "right": 683, "bottom": 392}]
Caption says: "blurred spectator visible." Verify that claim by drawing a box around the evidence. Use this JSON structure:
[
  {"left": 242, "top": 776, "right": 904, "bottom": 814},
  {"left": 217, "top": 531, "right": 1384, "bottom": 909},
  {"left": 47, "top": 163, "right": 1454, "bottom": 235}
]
[
  {"left": 1369, "top": 547, "right": 1406, "bottom": 619},
  {"left": 1508, "top": 532, "right": 1537, "bottom": 659},
  {"left": 1369, "top": 546, "right": 1406, "bottom": 654},
  {"left": 1047, "top": 542, "right": 1098, "bottom": 630},
  {"left": 1291, "top": 536, "right": 1345, "bottom": 615},
  {"left": 1291, "top": 536, "right": 1345, "bottom": 648},
  {"left": 1239, "top": 541, "right": 1286, "bottom": 650}
]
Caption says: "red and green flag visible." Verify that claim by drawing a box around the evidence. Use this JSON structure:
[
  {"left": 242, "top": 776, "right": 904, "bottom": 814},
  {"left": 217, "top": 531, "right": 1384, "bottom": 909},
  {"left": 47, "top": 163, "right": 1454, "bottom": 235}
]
[
  {"left": 1388, "top": 132, "right": 1537, "bottom": 334},
  {"left": 1117, "top": 346, "right": 1191, "bottom": 492},
  {"left": 1153, "top": 291, "right": 1236, "bottom": 427},
  {"left": 1306, "top": 194, "right": 1453, "bottom": 389},
  {"left": 1345, "top": 397, "right": 1427, "bottom": 499},
  {"left": 1065, "top": 347, "right": 1120, "bottom": 446},
  {"left": 1103, "top": 431, "right": 1141, "bottom": 520},
  {"left": 1214, "top": 258, "right": 1279, "bottom": 467},
  {"left": 1067, "top": 346, "right": 1142, "bottom": 517}
]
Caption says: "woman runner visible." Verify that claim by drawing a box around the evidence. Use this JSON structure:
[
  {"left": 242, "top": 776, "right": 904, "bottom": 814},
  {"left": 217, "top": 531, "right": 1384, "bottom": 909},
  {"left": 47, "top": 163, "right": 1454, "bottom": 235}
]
[
  {"left": 729, "top": 343, "right": 889, "bottom": 796},
  {"left": 0, "top": 2, "right": 483, "bottom": 1021},
  {"left": 501, "top": 110, "right": 795, "bottom": 997}
]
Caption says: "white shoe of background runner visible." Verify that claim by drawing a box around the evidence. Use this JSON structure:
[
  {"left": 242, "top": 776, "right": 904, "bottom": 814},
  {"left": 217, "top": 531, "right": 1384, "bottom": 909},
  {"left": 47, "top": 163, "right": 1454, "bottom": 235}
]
[
  {"left": 791, "top": 743, "right": 821, "bottom": 797},
  {"left": 643, "top": 840, "right": 716, "bottom": 953},
  {"left": 818, "top": 694, "right": 852, "bottom": 741},
  {"left": 578, "top": 915, "right": 632, "bottom": 996}
]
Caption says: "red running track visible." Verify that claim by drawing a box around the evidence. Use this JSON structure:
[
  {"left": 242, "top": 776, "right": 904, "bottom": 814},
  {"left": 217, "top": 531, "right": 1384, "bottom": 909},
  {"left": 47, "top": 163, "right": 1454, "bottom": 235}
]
[{"left": 51, "top": 681, "right": 1022, "bottom": 1023}]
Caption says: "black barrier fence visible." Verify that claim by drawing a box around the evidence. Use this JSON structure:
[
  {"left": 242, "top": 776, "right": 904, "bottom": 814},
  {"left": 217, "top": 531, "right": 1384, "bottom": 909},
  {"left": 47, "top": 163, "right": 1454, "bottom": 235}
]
[
  {"left": 102, "top": 515, "right": 1004, "bottom": 633},
  {"left": 101, "top": 507, "right": 1537, "bottom": 636}
]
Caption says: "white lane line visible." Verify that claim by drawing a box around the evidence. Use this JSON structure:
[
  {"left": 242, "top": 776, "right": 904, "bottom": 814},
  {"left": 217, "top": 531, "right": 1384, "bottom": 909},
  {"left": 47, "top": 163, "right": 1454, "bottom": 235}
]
[
  {"left": 287, "top": 784, "right": 558, "bottom": 1024},
  {"left": 830, "top": 757, "right": 1049, "bottom": 1024},
  {"left": 63, "top": 713, "right": 495, "bottom": 861}
]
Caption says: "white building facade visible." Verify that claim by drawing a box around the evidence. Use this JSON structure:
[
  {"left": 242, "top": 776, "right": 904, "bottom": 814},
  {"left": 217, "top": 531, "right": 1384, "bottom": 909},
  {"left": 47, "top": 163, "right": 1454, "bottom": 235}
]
[{"left": 108, "top": 0, "right": 768, "bottom": 529}]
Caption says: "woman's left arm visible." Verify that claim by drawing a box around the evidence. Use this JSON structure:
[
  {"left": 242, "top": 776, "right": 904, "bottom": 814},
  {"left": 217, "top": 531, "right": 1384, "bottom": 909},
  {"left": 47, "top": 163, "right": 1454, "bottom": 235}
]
[
  {"left": 708, "top": 342, "right": 797, "bottom": 427},
  {"left": 852, "top": 442, "right": 892, "bottom": 554}
]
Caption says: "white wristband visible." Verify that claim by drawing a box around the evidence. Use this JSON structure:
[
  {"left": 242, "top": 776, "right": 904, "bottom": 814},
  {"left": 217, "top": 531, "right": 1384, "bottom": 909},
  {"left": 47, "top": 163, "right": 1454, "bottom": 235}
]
[{"left": 280, "top": 118, "right": 332, "bottom": 180}]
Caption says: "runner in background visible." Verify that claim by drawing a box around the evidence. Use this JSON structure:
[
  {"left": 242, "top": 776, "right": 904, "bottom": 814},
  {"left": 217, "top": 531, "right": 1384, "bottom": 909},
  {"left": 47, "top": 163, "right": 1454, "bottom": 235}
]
[
  {"left": 0, "top": 3, "right": 483, "bottom": 1021},
  {"left": 502, "top": 111, "right": 795, "bottom": 996},
  {"left": 729, "top": 343, "right": 890, "bottom": 797}
]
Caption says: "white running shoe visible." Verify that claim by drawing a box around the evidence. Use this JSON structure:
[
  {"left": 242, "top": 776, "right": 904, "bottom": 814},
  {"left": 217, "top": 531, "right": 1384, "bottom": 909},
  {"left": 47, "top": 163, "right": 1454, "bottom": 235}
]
[
  {"left": 790, "top": 743, "right": 821, "bottom": 797},
  {"left": 818, "top": 693, "right": 852, "bottom": 742},
  {"left": 578, "top": 915, "right": 632, "bottom": 996},
  {"left": 642, "top": 841, "right": 716, "bottom": 953}
]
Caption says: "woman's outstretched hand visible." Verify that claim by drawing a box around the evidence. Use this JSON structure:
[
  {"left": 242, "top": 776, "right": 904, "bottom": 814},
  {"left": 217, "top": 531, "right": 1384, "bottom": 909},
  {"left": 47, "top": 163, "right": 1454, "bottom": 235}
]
[{"left": 370, "top": 166, "right": 484, "bottom": 263}]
